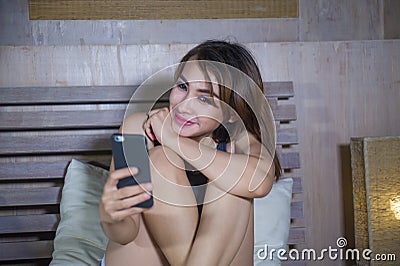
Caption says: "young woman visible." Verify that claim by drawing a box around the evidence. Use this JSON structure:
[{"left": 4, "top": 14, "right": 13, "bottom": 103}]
[{"left": 99, "top": 40, "right": 281, "bottom": 265}]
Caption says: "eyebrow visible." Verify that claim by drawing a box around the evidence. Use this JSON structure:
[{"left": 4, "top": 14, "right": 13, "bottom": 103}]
[{"left": 178, "top": 74, "right": 220, "bottom": 99}]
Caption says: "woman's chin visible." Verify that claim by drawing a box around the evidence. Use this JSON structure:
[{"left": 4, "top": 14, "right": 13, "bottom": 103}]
[
  {"left": 176, "top": 130, "right": 196, "bottom": 138},
  {"left": 175, "top": 129, "right": 203, "bottom": 140},
  {"left": 173, "top": 123, "right": 196, "bottom": 137}
]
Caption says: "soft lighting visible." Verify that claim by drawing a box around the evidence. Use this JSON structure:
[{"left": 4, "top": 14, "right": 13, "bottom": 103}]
[{"left": 390, "top": 196, "right": 400, "bottom": 220}]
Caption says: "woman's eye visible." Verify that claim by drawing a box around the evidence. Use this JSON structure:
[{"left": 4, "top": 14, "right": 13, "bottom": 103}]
[
  {"left": 177, "top": 83, "right": 187, "bottom": 91},
  {"left": 198, "top": 96, "right": 212, "bottom": 104}
]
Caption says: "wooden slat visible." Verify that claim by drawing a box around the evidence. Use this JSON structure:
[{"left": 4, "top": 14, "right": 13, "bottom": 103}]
[
  {"left": 271, "top": 104, "right": 297, "bottom": 121},
  {"left": 0, "top": 102, "right": 295, "bottom": 131},
  {"left": 0, "top": 155, "right": 111, "bottom": 181},
  {"left": 0, "top": 214, "right": 59, "bottom": 234},
  {"left": 0, "top": 86, "right": 139, "bottom": 104},
  {"left": 291, "top": 177, "right": 303, "bottom": 194},
  {"left": 0, "top": 187, "right": 61, "bottom": 207},
  {"left": 0, "top": 108, "right": 125, "bottom": 130},
  {"left": 264, "top": 82, "right": 294, "bottom": 98},
  {"left": 0, "top": 130, "right": 115, "bottom": 155},
  {"left": 0, "top": 103, "right": 144, "bottom": 131},
  {"left": 288, "top": 228, "right": 306, "bottom": 245},
  {"left": 290, "top": 201, "right": 303, "bottom": 218},
  {"left": 0, "top": 82, "right": 292, "bottom": 105},
  {"left": 0, "top": 161, "right": 67, "bottom": 180},
  {"left": 280, "top": 152, "right": 300, "bottom": 169},
  {"left": 0, "top": 240, "right": 53, "bottom": 261},
  {"left": 266, "top": 98, "right": 278, "bottom": 109},
  {"left": 277, "top": 127, "right": 298, "bottom": 145}
]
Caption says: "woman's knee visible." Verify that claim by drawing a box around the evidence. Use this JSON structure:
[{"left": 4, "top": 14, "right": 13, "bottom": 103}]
[
  {"left": 148, "top": 145, "right": 187, "bottom": 185},
  {"left": 146, "top": 145, "right": 198, "bottom": 211}
]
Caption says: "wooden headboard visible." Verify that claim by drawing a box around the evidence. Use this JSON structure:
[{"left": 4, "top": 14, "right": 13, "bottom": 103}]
[{"left": 0, "top": 82, "right": 304, "bottom": 264}]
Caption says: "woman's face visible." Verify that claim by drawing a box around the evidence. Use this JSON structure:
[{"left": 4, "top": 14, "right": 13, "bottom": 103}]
[{"left": 169, "top": 63, "right": 225, "bottom": 141}]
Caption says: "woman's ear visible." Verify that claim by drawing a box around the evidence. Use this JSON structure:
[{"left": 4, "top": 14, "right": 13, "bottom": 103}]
[
  {"left": 227, "top": 112, "right": 239, "bottom": 124},
  {"left": 228, "top": 115, "right": 237, "bottom": 123}
]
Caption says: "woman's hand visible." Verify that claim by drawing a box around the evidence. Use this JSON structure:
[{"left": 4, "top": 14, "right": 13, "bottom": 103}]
[
  {"left": 99, "top": 167, "right": 152, "bottom": 224},
  {"left": 143, "top": 107, "right": 178, "bottom": 146}
]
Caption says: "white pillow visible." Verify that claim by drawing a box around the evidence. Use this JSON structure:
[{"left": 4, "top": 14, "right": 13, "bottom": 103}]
[
  {"left": 50, "top": 159, "right": 109, "bottom": 265},
  {"left": 253, "top": 178, "right": 293, "bottom": 265}
]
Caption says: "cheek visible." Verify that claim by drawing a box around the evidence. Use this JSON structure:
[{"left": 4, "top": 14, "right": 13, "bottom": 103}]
[
  {"left": 207, "top": 107, "right": 225, "bottom": 122},
  {"left": 169, "top": 88, "right": 183, "bottom": 108},
  {"left": 200, "top": 109, "right": 224, "bottom": 126}
]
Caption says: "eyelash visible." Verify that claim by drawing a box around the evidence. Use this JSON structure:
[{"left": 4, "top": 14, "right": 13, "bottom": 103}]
[
  {"left": 198, "top": 96, "right": 212, "bottom": 104},
  {"left": 177, "top": 83, "right": 187, "bottom": 91},
  {"left": 176, "top": 82, "right": 213, "bottom": 105}
]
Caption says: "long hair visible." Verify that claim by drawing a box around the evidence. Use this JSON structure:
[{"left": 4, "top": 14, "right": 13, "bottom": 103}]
[{"left": 175, "top": 40, "right": 282, "bottom": 179}]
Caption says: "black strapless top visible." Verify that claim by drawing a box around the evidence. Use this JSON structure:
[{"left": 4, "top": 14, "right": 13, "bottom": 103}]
[{"left": 185, "top": 142, "right": 227, "bottom": 217}]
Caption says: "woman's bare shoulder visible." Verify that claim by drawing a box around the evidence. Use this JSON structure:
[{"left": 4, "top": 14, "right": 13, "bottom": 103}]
[
  {"left": 233, "top": 132, "right": 264, "bottom": 157},
  {"left": 119, "top": 112, "right": 147, "bottom": 134}
]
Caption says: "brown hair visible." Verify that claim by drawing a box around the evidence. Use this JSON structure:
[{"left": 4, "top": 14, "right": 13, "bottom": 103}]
[{"left": 176, "top": 40, "right": 281, "bottom": 179}]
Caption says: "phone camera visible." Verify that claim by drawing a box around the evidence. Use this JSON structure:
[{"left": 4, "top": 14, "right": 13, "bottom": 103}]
[{"left": 114, "top": 135, "right": 125, "bottom": 142}]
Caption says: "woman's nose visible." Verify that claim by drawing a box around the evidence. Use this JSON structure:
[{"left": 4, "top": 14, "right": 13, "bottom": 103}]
[{"left": 176, "top": 95, "right": 196, "bottom": 114}]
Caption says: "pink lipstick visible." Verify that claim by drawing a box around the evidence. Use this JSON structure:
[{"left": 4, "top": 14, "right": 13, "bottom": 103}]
[{"left": 174, "top": 113, "right": 195, "bottom": 126}]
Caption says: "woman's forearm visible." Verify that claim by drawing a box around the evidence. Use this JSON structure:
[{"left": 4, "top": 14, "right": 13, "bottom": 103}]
[{"left": 165, "top": 137, "right": 274, "bottom": 198}]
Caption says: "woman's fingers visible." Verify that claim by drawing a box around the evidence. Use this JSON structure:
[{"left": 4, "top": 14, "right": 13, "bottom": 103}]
[
  {"left": 147, "top": 109, "right": 163, "bottom": 117},
  {"left": 105, "top": 188, "right": 152, "bottom": 221},
  {"left": 115, "top": 182, "right": 152, "bottom": 201},
  {"left": 113, "top": 191, "right": 152, "bottom": 211},
  {"left": 103, "top": 196, "right": 148, "bottom": 223},
  {"left": 104, "top": 167, "right": 138, "bottom": 190},
  {"left": 144, "top": 108, "right": 167, "bottom": 141},
  {"left": 143, "top": 113, "right": 156, "bottom": 141},
  {"left": 101, "top": 181, "right": 153, "bottom": 223},
  {"left": 144, "top": 122, "right": 156, "bottom": 141},
  {"left": 107, "top": 200, "right": 148, "bottom": 221},
  {"left": 101, "top": 163, "right": 153, "bottom": 223},
  {"left": 143, "top": 108, "right": 170, "bottom": 142}
]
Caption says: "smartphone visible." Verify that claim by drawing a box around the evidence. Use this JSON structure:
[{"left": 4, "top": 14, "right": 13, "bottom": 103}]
[{"left": 111, "top": 133, "right": 153, "bottom": 208}]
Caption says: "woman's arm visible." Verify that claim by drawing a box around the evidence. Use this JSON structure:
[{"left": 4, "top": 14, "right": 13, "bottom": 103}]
[
  {"left": 99, "top": 113, "right": 154, "bottom": 244},
  {"left": 99, "top": 158, "right": 154, "bottom": 244},
  {"left": 144, "top": 108, "right": 275, "bottom": 199},
  {"left": 166, "top": 134, "right": 274, "bottom": 198}
]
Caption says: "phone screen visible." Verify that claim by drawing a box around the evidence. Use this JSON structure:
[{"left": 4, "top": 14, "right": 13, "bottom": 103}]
[{"left": 111, "top": 133, "right": 153, "bottom": 208}]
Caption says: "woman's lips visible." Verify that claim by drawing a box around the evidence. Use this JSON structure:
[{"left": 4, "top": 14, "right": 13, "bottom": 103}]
[{"left": 174, "top": 113, "right": 196, "bottom": 126}]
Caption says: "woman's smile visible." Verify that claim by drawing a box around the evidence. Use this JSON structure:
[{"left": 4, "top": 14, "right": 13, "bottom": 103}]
[{"left": 173, "top": 112, "right": 197, "bottom": 127}]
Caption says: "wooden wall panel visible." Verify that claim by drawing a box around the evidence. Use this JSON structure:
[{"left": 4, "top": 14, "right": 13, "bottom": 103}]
[
  {"left": 0, "top": 1, "right": 299, "bottom": 46},
  {"left": 1, "top": 41, "right": 400, "bottom": 265},
  {"left": 384, "top": 0, "right": 400, "bottom": 39},
  {"left": 299, "top": 0, "right": 383, "bottom": 41},
  {"left": 2, "top": 0, "right": 389, "bottom": 46},
  {"left": 251, "top": 41, "right": 400, "bottom": 265}
]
